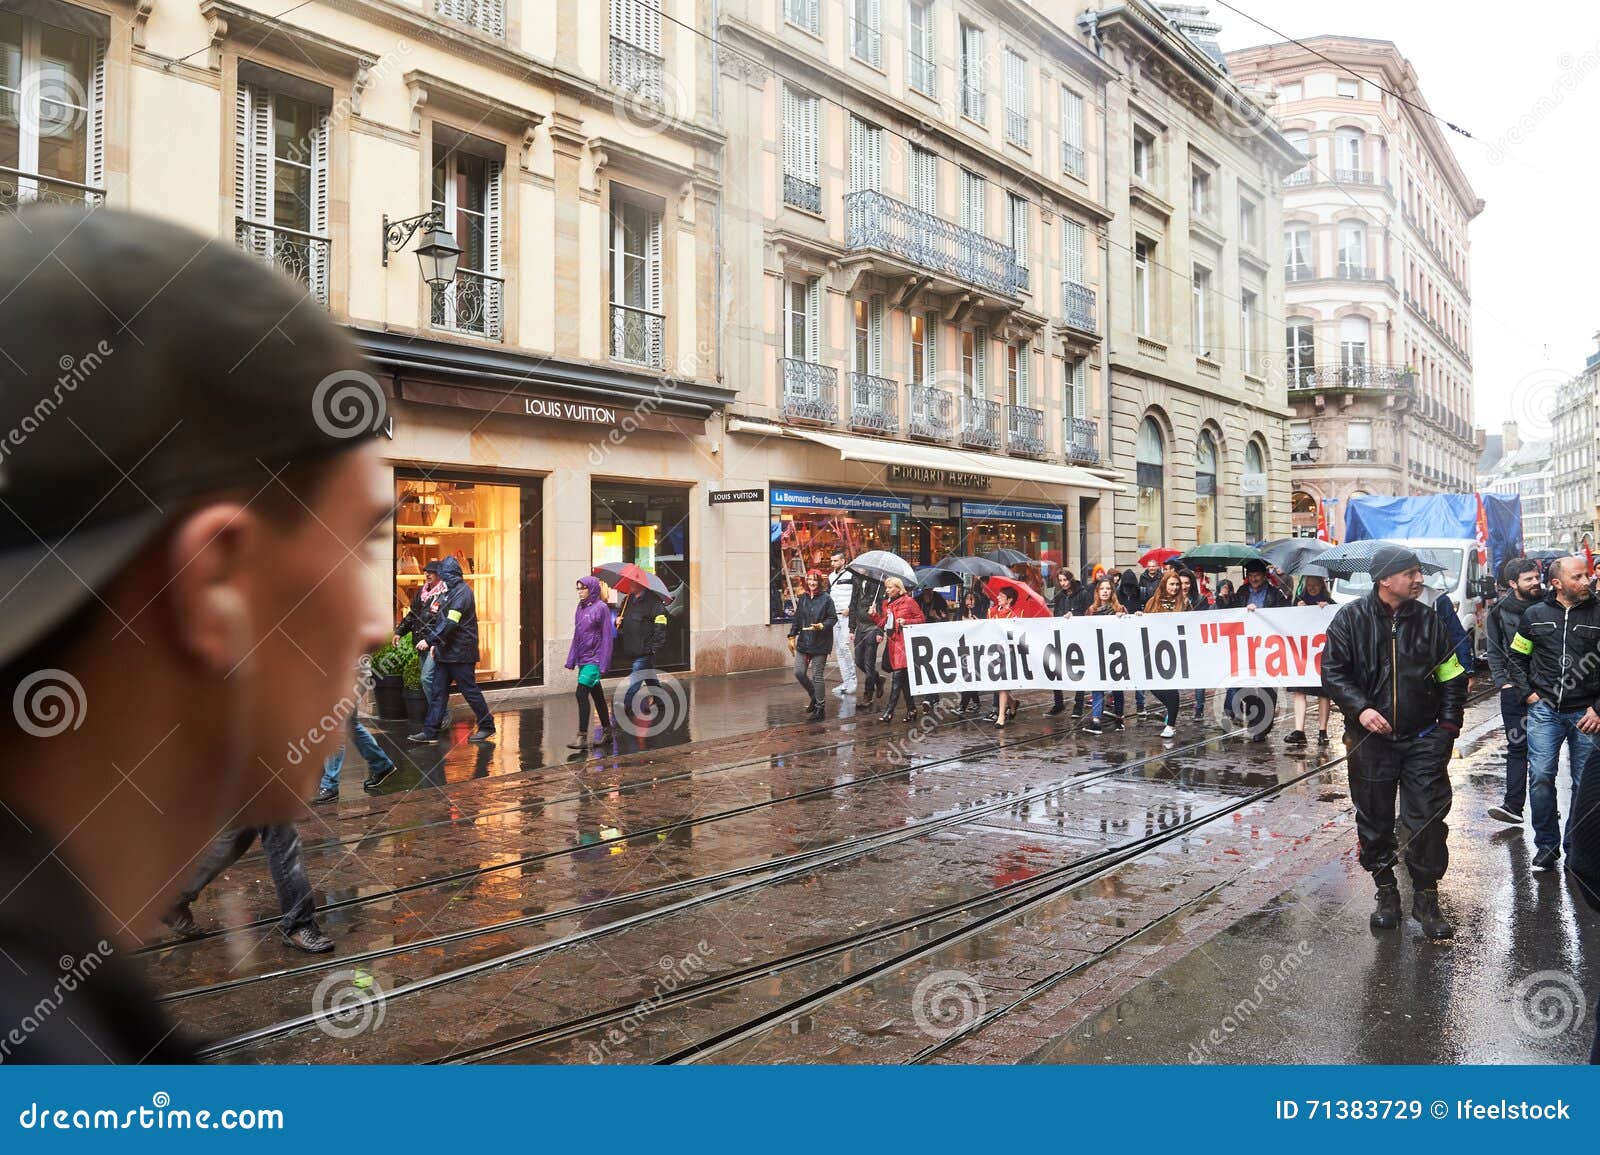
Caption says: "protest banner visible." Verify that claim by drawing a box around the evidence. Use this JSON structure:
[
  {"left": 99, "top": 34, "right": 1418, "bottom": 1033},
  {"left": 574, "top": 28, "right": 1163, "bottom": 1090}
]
[{"left": 903, "top": 605, "right": 1339, "bottom": 694}]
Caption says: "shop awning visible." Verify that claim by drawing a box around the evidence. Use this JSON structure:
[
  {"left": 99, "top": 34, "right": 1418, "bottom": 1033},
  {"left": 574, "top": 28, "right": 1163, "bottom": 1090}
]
[{"left": 728, "top": 420, "right": 1125, "bottom": 494}]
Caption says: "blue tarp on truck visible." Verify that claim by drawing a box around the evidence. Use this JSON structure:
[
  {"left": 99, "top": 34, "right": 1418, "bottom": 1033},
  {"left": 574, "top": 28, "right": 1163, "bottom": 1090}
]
[{"left": 1344, "top": 494, "right": 1524, "bottom": 579}]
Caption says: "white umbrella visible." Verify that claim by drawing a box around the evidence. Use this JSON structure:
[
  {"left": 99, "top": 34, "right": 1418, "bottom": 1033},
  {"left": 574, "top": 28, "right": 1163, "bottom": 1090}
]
[{"left": 848, "top": 550, "right": 917, "bottom": 585}]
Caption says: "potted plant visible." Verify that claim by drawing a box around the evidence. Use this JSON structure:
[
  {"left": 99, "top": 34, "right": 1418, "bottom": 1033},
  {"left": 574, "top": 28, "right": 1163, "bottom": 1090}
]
[
  {"left": 401, "top": 641, "right": 429, "bottom": 725},
  {"left": 370, "top": 637, "right": 411, "bottom": 720}
]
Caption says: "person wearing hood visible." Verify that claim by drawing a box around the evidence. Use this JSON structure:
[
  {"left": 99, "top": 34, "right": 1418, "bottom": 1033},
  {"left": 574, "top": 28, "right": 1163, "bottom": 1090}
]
[
  {"left": 1486, "top": 558, "right": 1542, "bottom": 827},
  {"left": 567, "top": 575, "right": 617, "bottom": 749},
  {"left": 1118, "top": 569, "right": 1147, "bottom": 715},
  {"left": 873, "top": 576, "right": 926, "bottom": 722},
  {"left": 408, "top": 556, "right": 495, "bottom": 745}
]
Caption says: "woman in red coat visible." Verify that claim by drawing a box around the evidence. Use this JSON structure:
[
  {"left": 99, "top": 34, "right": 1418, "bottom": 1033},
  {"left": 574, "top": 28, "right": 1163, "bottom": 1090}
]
[
  {"left": 988, "top": 587, "right": 1021, "bottom": 728},
  {"left": 874, "top": 576, "right": 926, "bottom": 723}
]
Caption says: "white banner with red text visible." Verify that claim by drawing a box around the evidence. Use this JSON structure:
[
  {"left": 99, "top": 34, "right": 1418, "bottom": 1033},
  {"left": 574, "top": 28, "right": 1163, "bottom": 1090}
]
[{"left": 902, "top": 606, "right": 1339, "bottom": 694}]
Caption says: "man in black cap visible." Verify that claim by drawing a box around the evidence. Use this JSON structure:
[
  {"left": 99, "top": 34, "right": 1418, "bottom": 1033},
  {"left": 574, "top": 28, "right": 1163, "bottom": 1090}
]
[
  {"left": 0, "top": 208, "right": 390, "bottom": 1059},
  {"left": 1506, "top": 554, "right": 1600, "bottom": 871},
  {"left": 1322, "top": 546, "right": 1469, "bottom": 939}
]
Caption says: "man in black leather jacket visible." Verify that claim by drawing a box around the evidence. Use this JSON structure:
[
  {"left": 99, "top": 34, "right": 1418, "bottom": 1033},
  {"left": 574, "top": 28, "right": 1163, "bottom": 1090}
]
[
  {"left": 1048, "top": 569, "right": 1091, "bottom": 717},
  {"left": 1485, "top": 558, "right": 1542, "bottom": 827},
  {"left": 1322, "top": 546, "right": 1470, "bottom": 939}
]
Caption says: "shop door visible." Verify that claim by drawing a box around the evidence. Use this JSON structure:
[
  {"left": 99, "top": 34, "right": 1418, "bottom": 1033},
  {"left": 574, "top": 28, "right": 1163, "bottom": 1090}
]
[{"left": 592, "top": 482, "right": 691, "bottom": 672}]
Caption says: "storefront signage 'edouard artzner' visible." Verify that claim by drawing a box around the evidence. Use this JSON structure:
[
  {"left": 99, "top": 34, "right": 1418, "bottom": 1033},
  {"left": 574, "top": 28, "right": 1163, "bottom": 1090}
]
[{"left": 886, "top": 464, "right": 989, "bottom": 491}]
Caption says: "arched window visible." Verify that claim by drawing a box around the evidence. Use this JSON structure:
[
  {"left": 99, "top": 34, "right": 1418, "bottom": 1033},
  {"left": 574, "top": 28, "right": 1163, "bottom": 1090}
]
[
  {"left": 1244, "top": 440, "right": 1267, "bottom": 543},
  {"left": 1195, "top": 430, "right": 1219, "bottom": 546},
  {"left": 1292, "top": 490, "right": 1318, "bottom": 539},
  {"left": 1136, "top": 417, "right": 1165, "bottom": 551}
]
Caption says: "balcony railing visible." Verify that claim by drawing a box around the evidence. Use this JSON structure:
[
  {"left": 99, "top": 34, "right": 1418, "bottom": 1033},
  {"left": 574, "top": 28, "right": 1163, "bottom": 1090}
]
[
  {"left": 235, "top": 219, "right": 331, "bottom": 305},
  {"left": 907, "top": 49, "right": 936, "bottom": 96},
  {"left": 1336, "top": 264, "right": 1377, "bottom": 281},
  {"left": 780, "top": 358, "right": 838, "bottom": 424},
  {"left": 844, "top": 189, "right": 1021, "bottom": 298},
  {"left": 610, "top": 302, "right": 665, "bottom": 369},
  {"left": 960, "top": 394, "right": 1000, "bottom": 450},
  {"left": 1062, "top": 141, "right": 1085, "bottom": 179},
  {"left": 431, "top": 269, "right": 504, "bottom": 340},
  {"left": 610, "top": 36, "right": 664, "bottom": 104},
  {"left": 783, "top": 172, "right": 821, "bottom": 214},
  {"left": 1333, "top": 168, "right": 1374, "bottom": 185},
  {"left": 1063, "top": 416, "right": 1099, "bottom": 465},
  {"left": 961, "top": 84, "right": 986, "bottom": 123},
  {"left": 1062, "top": 279, "right": 1097, "bottom": 333},
  {"left": 1283, "top": 168, "right": 1313, "bottom": 186},
  {"left": 848, "top": 372, "right": 899, "bottom": 434},
  {"left": 907, "top": 382, "right": 954, "bottom": 441},
  {"left": 1347, "top": 448, "right": 1374, "bottom": 462},
  {"left": 1005, "top": 109, "right": 1029, "bottom": 148},
  {"left": 434, "top": 0, "right": 504, "bottom": 38},
  {"left": 1, "top": 167, "right": 105, "bottom": 212},
  {"left": 1285, "top": 264, "right": 1317, "bottom": 283},
  {"left": 1290, "top": 363, "right": 1414, "bottom": 392},
  {"left": 1006, "top": 404, "right": 1046, "bottom": 458}
]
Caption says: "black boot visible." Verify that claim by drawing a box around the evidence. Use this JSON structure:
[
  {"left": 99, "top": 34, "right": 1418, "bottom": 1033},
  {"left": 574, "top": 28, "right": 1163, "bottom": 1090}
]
[
  {"left": 1411, "top": 889, "right": 1454, "bottom": 940},
  {"left": 1369, "top": 885, "right": 1401, "bottom": 930}
]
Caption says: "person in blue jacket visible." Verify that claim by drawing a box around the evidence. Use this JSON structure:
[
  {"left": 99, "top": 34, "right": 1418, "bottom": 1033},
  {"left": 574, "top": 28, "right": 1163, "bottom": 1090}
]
[{"left": 407, "top": 556, "right": 496, "bottom": 745}]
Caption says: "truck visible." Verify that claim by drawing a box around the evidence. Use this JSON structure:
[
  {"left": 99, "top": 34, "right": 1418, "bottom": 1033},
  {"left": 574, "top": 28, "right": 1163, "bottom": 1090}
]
[{"left": 1329, "top": 494, "right": 1524, "bottom": 661}]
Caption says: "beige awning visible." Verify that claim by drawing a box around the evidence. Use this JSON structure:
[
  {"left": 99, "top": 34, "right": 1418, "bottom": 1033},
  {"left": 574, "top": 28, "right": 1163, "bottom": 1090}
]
[{"left": 728, "top": 419, "right": 1124, "bottom": 493}]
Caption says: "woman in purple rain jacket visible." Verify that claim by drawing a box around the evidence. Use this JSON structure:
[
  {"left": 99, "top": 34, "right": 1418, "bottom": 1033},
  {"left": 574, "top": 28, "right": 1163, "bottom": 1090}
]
[{"left": 566, "top": 575, "right": 616, "bottom": 750}]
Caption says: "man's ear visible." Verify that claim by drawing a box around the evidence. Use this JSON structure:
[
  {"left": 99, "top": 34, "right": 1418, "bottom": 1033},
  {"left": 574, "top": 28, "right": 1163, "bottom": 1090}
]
[{"left": 161, "top": 504, "right": 263, "bottom": 673}]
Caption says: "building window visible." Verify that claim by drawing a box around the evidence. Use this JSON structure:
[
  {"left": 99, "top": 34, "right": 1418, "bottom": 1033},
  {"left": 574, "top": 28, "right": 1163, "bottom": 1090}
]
[
  {"left": 850, "top": 0, "right": 881, "bottom": 67},
  {"left": 1278, "top": 81, "right": 1302, "bottom": 102},
  {"left": 909, "top": 145, "right": 938, "bottom": 213},
  {"left": 785, "top": 277, "right": 819, "bottom": 361},
  {"left": 1003, "top": 48, "right": 1028, "bottom": 147},
  {"left": 1284, "top": 226, "right": 1312, "bottom": 278},
  {"left": 906, "top": 0, "right": 935, "bottom": 95},
  {"left": 1, "top": 12, "right": 104, "bottom": 209},
  {"left": 1135, "top": 238, "right": 1153, "bottom": 336},
  {"left": 1239, "top": 197, "right": 1258, "bottom": 247},
  {"left": 1191, "top": 264, "right": 1213, "bottom": 357},
  {"left": 234, "top": 81, "right": 330, "bottom": 304},
  {"left": 1240, "top": 288, "right": 1258, "bottom": 368},
  {"left": 1347, "top": 419, "right": 1373, "bottom": 461},
  {"left": 1335, "top": 128, "right": 1363, "bottom": 175},
  {"left": 910, "top": 312, "right": 935, "bottom": 384},
  {"left": 1286, "top": 319, "right": 1316, "bottom": 386},
  {"left": 781, "top": 84, "right": 821, "bottom": 212},
  {"left": 1339, "top": 315, "right": 1370, "bottom": 369},
  {"left": 1061, "top": 87, "right": 1085, "bottom": 178},
  {"left": 960, "top": 23, "right": 986, "bottom": 122},
  {"left": 1068, "top": 355, "right": 1087, "bottom": 418},
  {"left": 436, "top": 0, "right": 506, "bottom": 39},
  {"left": 609, "top": 191, "right": 664, "bottom": 368},
  {"left": 783, "top": 0, "right": 819, "bottom": 35},
  {"left": 1136, "top": 416, "right": 1165, "bottom": 552},
  {"left": 430, "top": 136, "right": 503, "bottom": 340},
  {"left": 960, "top": 328, "right": 988, "bottom": 397},
  {"left": 960, "top": 168, "right": 985, "bottom": 235},
  {"left": 1337, "top": 76, "right": 1360, "bottom": 99},
  {"left": 1190, "top": 164, "right": 1212, "bottom": 217},
  {"left": 1132, "top": 127, "right": 1154, "bottom": 182},
  {"left": 1338, "top": 222, "right": 1366, "bottom": 275},
  {"left": 848, "top": 114, "right": 881, "bottom": 193},
  {"left": 852, "top": 296, "right": 882, "bottom": 376},
  {"left": 1244, "top": 440, "right": 1266, "bottom": 542},
  {"left": 1006, "top": 341, "right": 1031, "bottom": 405},
  {"left": 608, "top": 0, "right": 661, "bottom": 101},
  {"left": 1284, "top": 130, "right": 1310, "bottom": 175},
  {"left": 1006, "top": 191, "right": 1029, "bottom": 289},
  {"left": 1195, "top": 429, "right": 1219, "bottom": 546}
]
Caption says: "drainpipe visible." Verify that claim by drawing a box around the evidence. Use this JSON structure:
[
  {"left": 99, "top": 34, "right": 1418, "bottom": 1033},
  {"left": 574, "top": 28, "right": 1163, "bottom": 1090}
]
[{"left": 1084, "top": 9, "right": 1115, "bottom": 555}]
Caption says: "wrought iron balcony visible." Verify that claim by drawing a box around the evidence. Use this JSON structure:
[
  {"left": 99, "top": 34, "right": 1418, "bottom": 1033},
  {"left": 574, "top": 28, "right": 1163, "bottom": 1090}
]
[
  {"left": 431, "top": 268, "right": 504, "bottom": 340},
  {"left": 907, "top": 382, "right": 954, "bottom": 441},
  {"left": 1282, "top": 168, "right": 1313, "bottom": 186},
  {"left": 1005, "top": 109, "right": 1029, "bottom": 148},
  {"left": 780, "top": 358, "right": 837, "bottom": 425},
  {"left": 1285, "top": 264, "right": 1317, "bottom": 283},
  {"left": 434, "top": 0, "right": 504, "bottom": 37},
  {"left": 960, "top": 394, "right": 1000, "bottom": 450},
  {"left": 1336, "top": 264, "right": 1377, "bottom": 281},
  {"left": 1062, "top": 279, "right": 1097, "bottom": 333},
  {"left": 1291, "top": 363, "right": 1414, "bottom": 392},
  {"left": 1006, "top": 404, "right": 1046, "bottom": 458},
  {"left": 843, "top": 189, "right": 1021, "bottom": 298},
  {"left": 2, "top": 167, "right": 105, "bottom": 212},
  {"left": 961, "top": 84, "right": 986, "bottom": 123},
  {"left": 1063, "top": 416, "right": 1100, "bottom": 465},
  {"left": 610, "top": 302, "right": 665, "bottom": 369},
  {"left": 610, "top": 36, "right": 664, "bottom": 104},
  {"left": 848, "top": 372, "right": 899, "bottom": 434},
  {"left": 1062, "top": 142, "right": 1085, "bottom": 179},
  {"left": 783, "top": 172, "right": 821, "bottom": 214},
  {"left": 1347, "top": 448, "right": 1374, "bottom": 462},
  {"left": 1333, "top": 168, "right": 1375, "bottom": 185},
  {"left": 235, "top": 219, "right": 330, "bottom": 305}
]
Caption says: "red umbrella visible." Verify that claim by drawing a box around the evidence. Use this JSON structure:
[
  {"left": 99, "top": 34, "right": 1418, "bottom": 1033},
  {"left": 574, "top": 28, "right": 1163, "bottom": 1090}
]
[
  {"left": 982, "top": 576, "right": 1051, "bottom": 618},
  {"left": 592, "top": 562, "right": 671, "bottom": 600},
  {"left": 1138, "top": 547, "right": 1182, "bottom": 567}
]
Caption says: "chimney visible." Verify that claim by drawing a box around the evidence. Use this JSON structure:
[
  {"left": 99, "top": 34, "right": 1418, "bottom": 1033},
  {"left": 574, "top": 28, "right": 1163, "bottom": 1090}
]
[{"left": 1501, "top": 421, "right": 1520, "bottom": 453}]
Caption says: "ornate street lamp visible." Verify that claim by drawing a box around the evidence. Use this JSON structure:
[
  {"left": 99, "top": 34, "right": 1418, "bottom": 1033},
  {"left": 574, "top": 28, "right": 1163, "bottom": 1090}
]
[{"left": 381, "top": 210, "right": 462, "bottom": 289}]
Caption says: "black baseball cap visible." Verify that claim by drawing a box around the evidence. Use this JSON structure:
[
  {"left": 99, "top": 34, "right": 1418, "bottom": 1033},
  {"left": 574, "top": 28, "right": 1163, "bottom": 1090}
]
[{"left": 0, "top": 207, "right": 382, "bottom": 667}]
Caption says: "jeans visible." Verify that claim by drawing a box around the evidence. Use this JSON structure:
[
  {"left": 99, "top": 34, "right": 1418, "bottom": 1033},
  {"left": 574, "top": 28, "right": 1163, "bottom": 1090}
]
[
  {"left": 832, "top": 618, "right": 856, "bottom": 691},
  {"left": 319, "top": 719, "right": 395, "bottom": 793},
  {"left": 1347, "top": 730, "right": 1454, "bottom": 887},
  {"left": 794, "top": 650, "right": 827, "bottom": 707},
  {"left": 422, "top": 659, "right": 494, "bottom": 737},
  {"left": 622, "top": 653, "right": 659, "bottom": 713},
  {"left": 178, "top": 824, "right": 315, "bottom": 934},
  {"left": 1090, "top": 690, "right": 1124, "bottom": 721},
  {"left": 1193, "top": 689, "right": 1207, "bottom": 717},
  {"left": 1499, "top": 687, "right": 1530, "bottom": 814},
  {"left": 419, "top": 650, "right": 436, "bottom": 700},
  {"left": 854, "top": 628, "right": 883, "bottom": 698},
  {"left": 1525, "top": 700, "right": 1593, "bottom": 854}
]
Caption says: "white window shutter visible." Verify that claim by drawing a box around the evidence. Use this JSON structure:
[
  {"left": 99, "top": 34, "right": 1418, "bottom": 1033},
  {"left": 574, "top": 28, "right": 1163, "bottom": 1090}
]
[
  {"left": 89, "top": 38, "right": 105, "bottom": 190},
  {"left": 975, "top": 329, "right": 987, "bottom": 394},
  {"left": 1010, "top": 194, "right": 1028, "bottom": 269},
  {"left": 1005, "top": 50, "right": 1023, "bottom": 115},
  {"left": 1071, "top": 357, "right": 1086, "bottom": 418},
  {"left": 866, "top": 124, "right": 880, "bottom": 192},
  {"left": 646, "top": 207, "right": 662, "bottom": 314},
  {"left": 310, "top": 112, "right": 330, "bottom": 300},
  {"left": 1063, "top": 218, "right": 1084, "bottom": 284},
  {"left": 233, "top": 82, "right": 252, "bottom": 221},
  {"left": 869, "top": 295, "right": 883, "bottom": 375},
  {"left": 485, "top": 159, "right": 503, "bottom": 337},
  {"left": 249, "top": 92, "right": 272, "bottom": 224},
  {"left": 1018, "top": 343, "right": 1030, "bottom": 405},
  {"left": 849, "top": 116, "right": 863, "bottom": 193},
  {"left": 925, "top": 313, "right": 936, "bottom": 380},
  {"left": 805, "top": 277, "right": 819, "bottom": 363},
  {"left": 640, "top": 0, "right": 661, "bottom": 53},
  {"left": 804, "top": 95, "right": 818, "bottom": 181},
  {"left": 782, "top": 86, "right": 798, "bottom": 177}
]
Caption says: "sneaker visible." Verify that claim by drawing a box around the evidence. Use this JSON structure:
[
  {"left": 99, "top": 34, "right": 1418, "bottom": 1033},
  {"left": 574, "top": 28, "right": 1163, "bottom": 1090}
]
[
  {"left": 1082, "top": 718, "right": 1103, "bottom": 735},
  {"left": 832, "top": 685, "right": 851, "bottom": 696},
  {"left": 1533, "top": 847, "right": 1561, "bottom": 871},
  {"left": 283, "top": 925, "right": 335, "bottom": 954},
  {"left": 406, "top": 732, "right": 438, "bottom": 745},
  {"left": 1160, "top": 724, "right": 1176, "bottom": 739},
  {"left": 160, "top": 902, "right": 202, "bottom": 939},
  {"left": 1072, "top": 706, "right": 1083, "bottom": 719},
  {"left": 310, "top": 784, "right": 339, "bottom": 805},
  {"left": 1487, "top": 805, "right": 1523, "bottom": 825},
  {"left": 467, "top": 729, "right": 496, "bottom": 744},
  {"left": 566, "top": 733, "right": 590, "bottom": 750},
  {"left": 1317, "top": 730, "right": 1329, "bottom": 744},
  {"left": 1284, "top": 729, "right": 1307, "bottom": 746},
  {"left": 362, "top": 762, "right": 398, "bottom": 791},
  {"left": 1046, "top": 702, "right": 1067, "bottom": 717},
  {"left": 1103, "top": 710, "right": 1123, "bottom": 723}
]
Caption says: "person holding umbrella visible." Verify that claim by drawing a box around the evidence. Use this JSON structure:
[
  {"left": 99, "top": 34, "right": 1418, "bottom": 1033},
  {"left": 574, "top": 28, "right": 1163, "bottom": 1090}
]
[
  {"left": 1285, "top": 571, "right": 1335, "bottom": 747},
  {"left": 849, "top": 569, "right": 886, "bottom": 706},
  {"left": 788, "top": 569, "right": 837, "bottom": 720},
  {"left": 874, "top": 576, "right": 926, "bottom": 723},
  {"left": 1321, "top": 546, "right": 1468, "bottom": 939}
]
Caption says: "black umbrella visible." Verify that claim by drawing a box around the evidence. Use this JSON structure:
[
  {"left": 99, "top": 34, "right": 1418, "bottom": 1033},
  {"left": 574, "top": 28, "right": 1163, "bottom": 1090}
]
[
  {"left": 1258, "top": 538, "right": 1329, "bottom": 575},
  {"left": 932, "top": 555, "right": 1012, "bottom": 578},
  {"left": 915, "top": 565, "right": 962, "bottom": 588},
  {"left": 982, "top": 548, "right": 1035, "bottom": 568},
  {"left": 1316, "top": 539, "right": 1445, "bottom": 579}
]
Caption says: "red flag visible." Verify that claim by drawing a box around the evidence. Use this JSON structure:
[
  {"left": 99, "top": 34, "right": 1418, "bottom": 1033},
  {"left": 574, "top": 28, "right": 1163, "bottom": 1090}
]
[
  {"left": 1586, "top": 537, "right": 1595, "bottom": 577},
  {"left": 1474, "top": 493, "right": 1490, "bottom": 569},
  {"left": 1315, "top": 500, "right": 1330, "bottom": 543}
]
